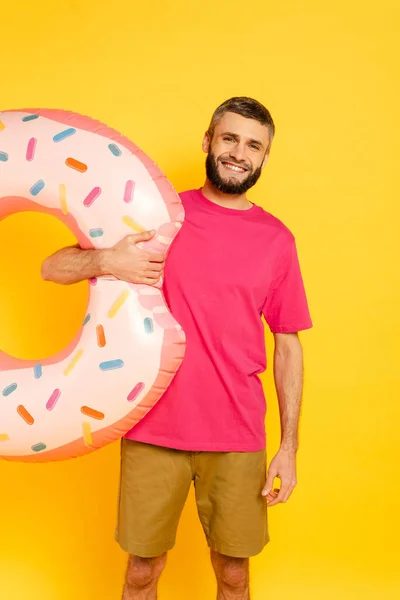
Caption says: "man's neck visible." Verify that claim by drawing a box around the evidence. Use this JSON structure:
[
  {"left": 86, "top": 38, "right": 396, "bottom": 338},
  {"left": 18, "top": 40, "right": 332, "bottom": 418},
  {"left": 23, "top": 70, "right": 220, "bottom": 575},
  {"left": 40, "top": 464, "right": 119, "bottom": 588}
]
[{"left": 201, "top": 180, "right": 252, "bottom": 211}]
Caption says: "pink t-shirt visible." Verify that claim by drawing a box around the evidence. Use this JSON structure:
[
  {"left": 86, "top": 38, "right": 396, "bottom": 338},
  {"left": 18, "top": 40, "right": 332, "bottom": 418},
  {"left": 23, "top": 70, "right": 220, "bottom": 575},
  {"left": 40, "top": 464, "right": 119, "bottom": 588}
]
[{"left": 125, "top": 189, "right": 312, "bottom": 452}]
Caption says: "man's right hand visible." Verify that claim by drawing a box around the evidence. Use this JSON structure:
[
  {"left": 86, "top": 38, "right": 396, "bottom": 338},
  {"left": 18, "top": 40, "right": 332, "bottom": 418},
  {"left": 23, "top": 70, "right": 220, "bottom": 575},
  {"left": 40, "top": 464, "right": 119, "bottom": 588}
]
[{"left": 103, "top": 231, "right": 165, "bottom": 285}]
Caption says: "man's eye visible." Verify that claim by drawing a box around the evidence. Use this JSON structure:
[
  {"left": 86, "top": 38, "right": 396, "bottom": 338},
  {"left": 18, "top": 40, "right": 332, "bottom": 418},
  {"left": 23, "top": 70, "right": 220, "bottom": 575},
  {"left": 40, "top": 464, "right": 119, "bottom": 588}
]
[
  {"left": 250, "top": 144, "right": 260, "bottom": 150},
  {"left": 224, "top": 137, "right": 234, "bottom": 142}
]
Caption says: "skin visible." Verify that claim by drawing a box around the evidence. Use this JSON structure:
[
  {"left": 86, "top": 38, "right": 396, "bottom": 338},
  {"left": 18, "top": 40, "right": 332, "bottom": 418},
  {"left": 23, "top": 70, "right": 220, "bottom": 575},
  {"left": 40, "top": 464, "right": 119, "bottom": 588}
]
[
  {"left": 42, "top": 111, "right": 305, "bottom": 600},
  {"left": 202, "top": 111, "right": 270, "bottom": 208},
  {"left": 41, "top": 230, "right": 165, "bottom": 285}
]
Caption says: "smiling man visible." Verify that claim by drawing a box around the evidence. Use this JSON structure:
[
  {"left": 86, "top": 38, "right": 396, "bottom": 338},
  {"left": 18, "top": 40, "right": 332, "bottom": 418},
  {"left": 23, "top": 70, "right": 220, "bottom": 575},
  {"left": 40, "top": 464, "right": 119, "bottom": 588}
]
[
  {"left": 118, "top": 97, "right": 312, "bottom": 599},
  {"left": 41, "top": 97, "right": 312, "bottom": 600}
]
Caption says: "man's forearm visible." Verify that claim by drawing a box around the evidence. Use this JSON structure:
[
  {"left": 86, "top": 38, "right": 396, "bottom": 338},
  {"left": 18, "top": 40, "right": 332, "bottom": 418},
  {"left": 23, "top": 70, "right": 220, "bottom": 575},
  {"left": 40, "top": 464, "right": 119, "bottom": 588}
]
[
  {"left": 273, "top": 333, "right": 304, "bottom": 453},
  {"left": 41, "top": 245, "right": 110, "bottom": 285}
]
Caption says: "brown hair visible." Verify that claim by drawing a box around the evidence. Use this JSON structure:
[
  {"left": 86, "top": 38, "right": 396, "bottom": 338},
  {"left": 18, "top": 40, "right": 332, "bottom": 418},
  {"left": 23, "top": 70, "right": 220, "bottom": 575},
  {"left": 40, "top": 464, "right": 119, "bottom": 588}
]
[{"left": 208, "top": 97, "right": 275, "bottom": 146}]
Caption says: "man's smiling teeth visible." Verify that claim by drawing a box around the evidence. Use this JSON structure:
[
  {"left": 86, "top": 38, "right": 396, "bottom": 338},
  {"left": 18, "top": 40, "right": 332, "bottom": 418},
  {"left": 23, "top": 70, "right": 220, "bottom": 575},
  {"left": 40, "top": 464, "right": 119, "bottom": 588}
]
[{"left": 222, "top": 162, "right": 246, "bottom": 173}]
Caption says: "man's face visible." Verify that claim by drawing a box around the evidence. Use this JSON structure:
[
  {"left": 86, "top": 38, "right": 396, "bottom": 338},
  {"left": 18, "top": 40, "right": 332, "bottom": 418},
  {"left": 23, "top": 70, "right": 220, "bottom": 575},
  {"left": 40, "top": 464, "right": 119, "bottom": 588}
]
[{"left": 203, "top": 112, "right": 271, "bottom": 195}]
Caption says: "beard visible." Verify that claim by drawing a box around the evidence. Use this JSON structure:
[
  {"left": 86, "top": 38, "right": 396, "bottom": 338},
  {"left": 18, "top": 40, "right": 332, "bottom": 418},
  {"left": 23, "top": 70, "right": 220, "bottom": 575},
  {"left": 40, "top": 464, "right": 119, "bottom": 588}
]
[{"left": 205, "top": 151, "right": 263, "bottom": 195}]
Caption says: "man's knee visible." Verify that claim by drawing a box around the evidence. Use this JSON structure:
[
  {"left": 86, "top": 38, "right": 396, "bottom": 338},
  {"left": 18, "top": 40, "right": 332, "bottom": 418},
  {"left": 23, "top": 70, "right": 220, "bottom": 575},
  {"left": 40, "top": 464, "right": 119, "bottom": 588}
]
[
  {"left": 211, "top": 550, "right": 249, "bottom": 590},
  {"left": 125, "top": 553, "right": 167, "bottom": 589}
]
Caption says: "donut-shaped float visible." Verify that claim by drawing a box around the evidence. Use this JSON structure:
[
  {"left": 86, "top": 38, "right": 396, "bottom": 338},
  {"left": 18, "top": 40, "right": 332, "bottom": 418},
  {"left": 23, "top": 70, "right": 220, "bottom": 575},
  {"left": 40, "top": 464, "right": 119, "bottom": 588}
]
[{"left": 0, "top": 109, "right": 186, "bottom": 462}]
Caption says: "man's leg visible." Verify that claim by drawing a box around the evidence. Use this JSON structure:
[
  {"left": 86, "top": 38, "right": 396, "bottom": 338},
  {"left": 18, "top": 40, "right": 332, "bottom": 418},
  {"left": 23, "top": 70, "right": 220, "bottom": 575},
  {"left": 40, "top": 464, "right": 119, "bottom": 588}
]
[
  {"left": 122, "top": 553, "right": 167, "bottom": 600},
  {"left": 194, "top": 450, "right": 269, "bottom": 599},
  {"left": 116, "top": 440, "right": 193, "bottom": 599},
  {"left": 211, "top": 550, "right": 250, "bottom": 600}
]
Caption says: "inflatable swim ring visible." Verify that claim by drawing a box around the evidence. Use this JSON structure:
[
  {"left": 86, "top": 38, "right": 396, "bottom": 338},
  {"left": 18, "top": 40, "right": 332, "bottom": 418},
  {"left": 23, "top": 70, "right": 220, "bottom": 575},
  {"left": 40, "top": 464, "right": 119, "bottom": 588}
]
[{"left": 0, "top": 109, "right": 185, "bottom": 462}]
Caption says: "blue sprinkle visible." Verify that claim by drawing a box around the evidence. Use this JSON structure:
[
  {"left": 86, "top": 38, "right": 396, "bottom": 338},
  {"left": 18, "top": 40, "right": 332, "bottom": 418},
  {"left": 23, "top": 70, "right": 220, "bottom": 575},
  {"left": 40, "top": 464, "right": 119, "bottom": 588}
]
[
  {"left": 144, "top": 317, "right": 154, "bottom": 334},
  {"left": 108, "top": 143, "right": 122, "bottom": 157},
  {"left": 99, "top": 359, "right": 124, "bottom": 371},
  {"left": 2, "top": 383, "right": 17, "bottom": 397},
  {"left": 89, "top": 228, "right": 104, "bottom": 238},
  {"left": 22, "top": 114, "right": 39, "bottom": 122},
  {"left": 0, "top": 152, "right": 8, "bottom": 162},
  {"left": 53, "top": 128, "right": 76, "bottom": 142},
  {"left": 33, "top": 364, "right": 42, "bottom": 379},
  {"left": 83, "top": 313, "right": 91, "bottom": 326},
  {"left": 30, "top": 180, "right": 45, "bottom": 196},
  {"left": 32, "top": 442, "right": 46, "bottom": 452}
]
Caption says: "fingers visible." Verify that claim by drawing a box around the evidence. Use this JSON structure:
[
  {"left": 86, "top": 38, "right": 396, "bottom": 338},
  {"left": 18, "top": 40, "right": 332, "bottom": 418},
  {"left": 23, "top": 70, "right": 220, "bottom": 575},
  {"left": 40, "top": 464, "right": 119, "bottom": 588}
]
[
  {"left": 121, "top": 234, "right": 165, "bottom": 263},
  {"left": 266, "top": 481, "right": 296, "bottom": 507},
  {"left": 130, "top": 230, "right": 156, "bottom": 243},
  {"left": 135, "top": 276, "right": 162, "bottom": 286},
  {"left": 148, "top": 253, "right": 165, "bottom": 263},
  {"left": 144, "top": 263, "right": 164, "bottom": 273},
  {"left": 264, "top": 488, "right": 280, "bottom": 504},
  {"left": 266, "top": 485, "right": 287, "bottom": 507},
  {"left": 262, "top": 469, "right": 277, "bottom": 498}
]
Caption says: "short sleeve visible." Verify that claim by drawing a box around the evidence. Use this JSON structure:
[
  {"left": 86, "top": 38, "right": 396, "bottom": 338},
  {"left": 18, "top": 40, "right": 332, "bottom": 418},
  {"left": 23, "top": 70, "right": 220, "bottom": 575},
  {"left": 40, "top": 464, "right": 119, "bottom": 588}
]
[{"left": 262, "top": 239, "right": 313, "bottom": 333}]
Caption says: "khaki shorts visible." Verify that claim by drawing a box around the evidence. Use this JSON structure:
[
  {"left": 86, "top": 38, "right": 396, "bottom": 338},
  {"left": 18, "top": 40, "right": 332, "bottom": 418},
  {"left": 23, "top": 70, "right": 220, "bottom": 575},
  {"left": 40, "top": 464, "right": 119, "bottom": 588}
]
[{"left": 115, "top": 439, "right": 269, "bottom": 558}]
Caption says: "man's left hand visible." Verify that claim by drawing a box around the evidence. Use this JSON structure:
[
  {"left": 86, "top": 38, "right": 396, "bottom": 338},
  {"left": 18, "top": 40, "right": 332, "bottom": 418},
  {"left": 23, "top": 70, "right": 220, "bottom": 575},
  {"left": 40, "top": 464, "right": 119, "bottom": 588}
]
[{"left": 262, "top": 448, "right": 297, "bottom": 506}]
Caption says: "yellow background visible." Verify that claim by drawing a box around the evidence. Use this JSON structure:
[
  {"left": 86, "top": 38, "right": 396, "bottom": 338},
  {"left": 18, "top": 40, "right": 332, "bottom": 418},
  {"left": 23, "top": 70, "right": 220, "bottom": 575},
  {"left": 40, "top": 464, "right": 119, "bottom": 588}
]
[{"left": 0, "top": 1, "right": 399, "bottom": 598}]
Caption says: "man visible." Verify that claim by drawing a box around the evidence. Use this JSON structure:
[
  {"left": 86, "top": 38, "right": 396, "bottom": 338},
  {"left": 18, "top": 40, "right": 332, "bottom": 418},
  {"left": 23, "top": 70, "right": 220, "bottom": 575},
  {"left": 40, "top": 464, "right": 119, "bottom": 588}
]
[{"left": 42, "top": 97, "right": 312, "bottom": 600}]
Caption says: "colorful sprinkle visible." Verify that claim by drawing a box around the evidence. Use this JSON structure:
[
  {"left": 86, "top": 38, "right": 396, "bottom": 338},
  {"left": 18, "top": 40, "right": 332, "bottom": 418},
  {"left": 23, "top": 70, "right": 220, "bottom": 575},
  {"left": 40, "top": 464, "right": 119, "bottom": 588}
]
[
  {"left": 89, "top": 277, "right": 97, "bottom": 286},
  {"left": 17, "top": 405, "right": 34, "bottom": 425},
  {"left": 34, "top": 364, "right": 42, "bottom": 379},
  {"left": 83, "top": 186, "right": 101, "bottom": 207},
  {"left": 31, "top": 442, "right": 46, "bottom": 452},
  {"left": 59, "top": 184, "right": 68, "bottom": 215},
  {"left": 82, "top": 422, "right": 93, "bottom": 447},
  {"left": 64, "top": 349, "right": 84, "bottom": 376},
  {"left": 2, "top": 383, "right": 17, "bottom": 396},
  {"left": 99, "top": 359, "right": 124, "bottom": 371},
  {"left": 89, "top": 228, "right": 104, "bottom": 238},
  {"left": 26, "top": 137, "right": 37, "bottom": 161},
  {"left": 124, "top": 180, "right": 135, "bottom": 203},
  {"left": 144, "top": 318, "right": 154, "bottom": 334},
  {"left": 108, "top": 290, "right": 130, "bottom": 318},
  {"left": 46, "top": 389, "right": 61, "bottom": 411},
  {"left": 66, "top": 157, "right": 88, "bottom": 173},
  {"left": 53, "top": 128, "right": 76, "bottom": 142},
  {"left": 83, "top": 313, "right": 91, "bottom": 326},
  {"left": 30, "top": 180, "right": 45, "bottom": 196},
  {"left": 22, "top": 114, "right": 39, "bottom": 122},
  {"left": 0, "top": 121, "right": 5, "bottom": 130},
  {"left": 0, "top": 151, "right": 8, "bottom": 162},
  {"left": 0, "top": 434, "right": 10, "bottom": 442},
  {"left": 122, "top": 215, "right": 145, "bottom": 232},
  {"left": 96, "top": 325, "right": 106, "bottom": 347},
  {"left": 127, "top": 382, "right": 145, "bottom": 402},
  {"left": 81, "top": 406, "right": 105, "bottom": 420},
  {"left": 108, "top": 143, "right": 122, "bottom": 156}
]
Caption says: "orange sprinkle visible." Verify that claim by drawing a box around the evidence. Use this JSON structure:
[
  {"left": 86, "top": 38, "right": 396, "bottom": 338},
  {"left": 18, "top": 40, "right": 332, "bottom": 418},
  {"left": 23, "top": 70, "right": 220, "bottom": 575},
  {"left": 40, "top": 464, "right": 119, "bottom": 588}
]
[
  {"left": 17, "top": 405, "right": 34, "bottom": 425},
  {"left": 96, "top": 324, "right": 106, "bottom": 347},
  {"left": 0, "top": 433, "right": 9, "bottom": 441},
  {"left": 0, "top": 121, "right": 5, "bottom": 131},
  {"left": 65, "top": 157, "right": 88, "bottom": 173},
  {"left": 81, "top": 406, "right": 105, "bottom": 420}
]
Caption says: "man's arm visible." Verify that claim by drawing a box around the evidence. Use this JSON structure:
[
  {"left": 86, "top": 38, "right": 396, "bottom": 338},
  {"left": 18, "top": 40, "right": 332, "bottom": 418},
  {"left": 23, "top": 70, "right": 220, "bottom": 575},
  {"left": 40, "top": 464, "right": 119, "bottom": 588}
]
[
  {"left": 41, "top": 230, "right": 165, "bottom": 286},
  {"left": 274, "top": 332, "right": 304, "bottom": 453},
  {"left": 262, "top": 332, "right": 304, "bottom": 506},
  {"left": 41, "top": 244, "right": 109, "bottom": 285}
]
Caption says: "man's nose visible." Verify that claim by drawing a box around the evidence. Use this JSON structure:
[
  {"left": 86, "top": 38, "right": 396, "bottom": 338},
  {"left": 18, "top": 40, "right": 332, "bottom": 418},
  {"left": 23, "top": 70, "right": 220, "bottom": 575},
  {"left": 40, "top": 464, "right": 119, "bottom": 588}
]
[{"left": 229, "top": 143, "right": 246, "bottom": 163}]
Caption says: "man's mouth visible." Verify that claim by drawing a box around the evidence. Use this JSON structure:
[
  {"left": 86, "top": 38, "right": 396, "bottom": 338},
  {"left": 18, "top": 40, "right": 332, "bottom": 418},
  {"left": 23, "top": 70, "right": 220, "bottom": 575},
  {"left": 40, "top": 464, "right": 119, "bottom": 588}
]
[{"left": 220, "top": 161, "right": 248, "bottom": 174}]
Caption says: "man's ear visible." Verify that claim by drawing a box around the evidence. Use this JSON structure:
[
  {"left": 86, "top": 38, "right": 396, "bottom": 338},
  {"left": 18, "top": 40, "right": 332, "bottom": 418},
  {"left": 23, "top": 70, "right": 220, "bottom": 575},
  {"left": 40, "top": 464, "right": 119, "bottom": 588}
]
[{"left": 202, "top": 131, "right": 211, "bottom": 154}]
